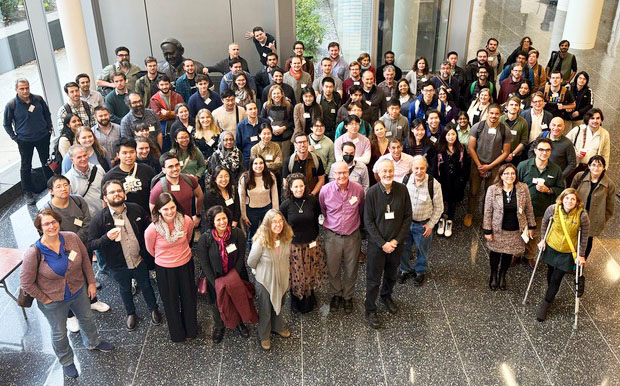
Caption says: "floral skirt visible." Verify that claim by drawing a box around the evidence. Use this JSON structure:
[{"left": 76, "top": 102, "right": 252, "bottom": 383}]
[{"left": 289, "top": 238, "right": 326, "bottom": 300}]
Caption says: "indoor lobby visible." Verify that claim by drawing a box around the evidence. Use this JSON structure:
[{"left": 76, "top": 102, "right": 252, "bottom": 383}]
[{"left": 1, "top": 0, "right": 619, "bottom": 384}]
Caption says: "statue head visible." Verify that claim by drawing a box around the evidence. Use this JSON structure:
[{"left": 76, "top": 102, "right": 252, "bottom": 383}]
[{"left": 160, "top": 38, "right": 184, "bottom": 67}]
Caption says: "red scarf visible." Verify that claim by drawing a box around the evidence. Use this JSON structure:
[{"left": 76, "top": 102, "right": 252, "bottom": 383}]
[
  {"left": 289, "top": 67, "right": 302, "bottom": 81},
  {"left": 212, "top": 226, "right": 232, "bottom": 273}
]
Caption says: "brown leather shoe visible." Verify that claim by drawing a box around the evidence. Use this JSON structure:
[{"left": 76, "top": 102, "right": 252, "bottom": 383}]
[
  {"left": 358, "top": 251, "right": 366, "bottom": 264},
  {"left": 275, "top": 329, "right": 291, "bottom": 338},
  {"left": 260, "top": 339, "right": 271, "bottom": 350}
]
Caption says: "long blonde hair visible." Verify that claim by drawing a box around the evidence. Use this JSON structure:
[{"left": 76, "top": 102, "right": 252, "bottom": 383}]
[
  {"left": 194, "top": 108, "right": 221, "bottom": 139},
  {"left": 76, "top": 126, "right": 106, "bottom": 157},
  {"left": 252, "top": 209, "right": 293, "bottom": 248},
  {"left": 265, "top": 84, "right": 291, "bottom": 109}
]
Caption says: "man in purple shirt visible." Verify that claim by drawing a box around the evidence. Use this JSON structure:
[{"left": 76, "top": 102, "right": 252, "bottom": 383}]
[{"left": 319, "top": 161, "right": 365, "bottom": 314}]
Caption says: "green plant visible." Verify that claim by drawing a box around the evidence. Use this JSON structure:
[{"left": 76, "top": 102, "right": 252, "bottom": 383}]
[
  {"left": 295, "top": 0, "right": 326, "bottom": 58},
  {"left": 43, "top": 0, "right": 56, "bottom": 12},
  {"left": 0, "top": 0, "right": 19, "bottom": 25}
]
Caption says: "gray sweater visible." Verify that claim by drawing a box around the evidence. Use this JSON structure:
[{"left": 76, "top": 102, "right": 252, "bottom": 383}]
[{"left": 46, "top": 195, "right": 91, "bottom": 245}]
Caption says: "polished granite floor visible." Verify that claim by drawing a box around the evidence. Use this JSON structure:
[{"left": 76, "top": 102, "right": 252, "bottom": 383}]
[{"left": 3, "top": 1, "right": 620, "bottom": 385}]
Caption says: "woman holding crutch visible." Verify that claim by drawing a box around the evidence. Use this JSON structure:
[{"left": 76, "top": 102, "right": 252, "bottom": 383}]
[{"left": 536, "top": 188, "right": 589, "bottom": 322}]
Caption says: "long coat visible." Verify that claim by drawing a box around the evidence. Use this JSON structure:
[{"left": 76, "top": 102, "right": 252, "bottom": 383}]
[{"left": 571, "top": 171, "right": 616, "bottom": 236}]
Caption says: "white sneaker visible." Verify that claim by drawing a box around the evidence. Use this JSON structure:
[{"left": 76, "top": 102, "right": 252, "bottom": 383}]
[
  {"left": 444, "top": 220, "right": 453, "bottom": 237},
  {"left": 90, "top": 300, "right": 111, "bottom": 313},
  {"left": 437, "top": 218, "right": 445, "bottom": 236},
  {"left": 67, "top": 316, "right": 80, "bottom": 333}
]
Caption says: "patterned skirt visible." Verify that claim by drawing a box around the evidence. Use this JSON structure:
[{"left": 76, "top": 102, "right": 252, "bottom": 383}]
[{"left": 289, "top": 238, "right": 326, "bottom": 299}]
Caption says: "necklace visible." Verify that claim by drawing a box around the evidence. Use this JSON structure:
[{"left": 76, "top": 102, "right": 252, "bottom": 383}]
[
  {"left": 505, "top": 188, "right": 513, "bottom": 203},
  {"left": 294, "top": 199, "right": 306, "bottom": 214}
]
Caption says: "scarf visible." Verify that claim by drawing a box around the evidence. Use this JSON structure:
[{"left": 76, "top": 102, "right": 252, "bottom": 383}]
[
  {"left": 218, "top": 147, "right": 241, "bottom": 173},
  {"left": 289, "top": 67, "right": 302, "bottom": 81},
  {"left": 154, "top": 213, "right": 186, "bottom": 243},
  {"left": 211, "top": 226, "right": 232, "bottom": 274}
]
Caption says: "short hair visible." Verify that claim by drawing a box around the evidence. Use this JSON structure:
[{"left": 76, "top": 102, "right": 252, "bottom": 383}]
[
  {"left": 507, "top": 96, "right": 522, "bottom": 106},
  {"left": 15, "top": 78, "right": 29, "bottom": 87},
  {"left": 384, "top": 50, "right": 395, "bottom": 57},
  {"left": 67, "top": 145, "right": 87, "bottom": 158},
  {"left": 267, "top": 52, "right": 278, "bottom": 60},
  {"left": 535, "top": 137, "right": 553, "bottom": 149},
  {"left": 195, "top": 74, "right": 210, "bottom": 85},
  {"left": 144, "top": 56, "right": 157, "bottom": 65},
  {"left": 584, "top": 108, "right": 604, "bottom": 123},
  {"left": 419, "top": 81, "right": 433, "bottom": 90},
  {"left": 348, "top": 85, "right": 363, "bottom": 95},
  {"left": 34, "top": 208, "right": 62, "bottom": 233},
  {"left": 102, "top": 179, "right": 125, "bottom": 196},
  {"left": 206, "top": 205, "right": 232, "bottom": 230},
  {"left": 488, "top": 103, "right": 501, "bottom": 113},
  {"left": 328, "top": 42, "right": 340, "bottom": 49},
  {"left": 158, "top": 75, "right": 171, "bottom": 83},
  {"left": 229, "top": 58, "right": 243, "bottom": 67},
  {"left": 588, "top": 155, "right": 606, "bottom": 168},
  {"left": 293, "top": 40, "right": 305, "bottom": 49},
  {"left": 412, "top": 154, "right": 428, "bottom": 167},
  {"left": 220, "top": 88, "right": 235, "bottom": 99},
  {"left": 531, "top": 91, "right": 544, "bottom": 101},
  {"left": 259, "top": 122, "right": 272, "bottom": 134},
  {"left": 387, "top": 98, "right": 401, "bottom": 108},
  {"left": 528, "top": 49, "right": 539, "bottom": 58},
  {"left": 382, "top": 64, "right": 395, "bottom": 74},
  {"left": 151, "top": 192, "right": 184, "bottom": 222},
  {"left": 112, "top": 71, "right": 126, "bottom": 81},
  {"left": 347, "top": 101, "right": 363, "bottom": 111},
  {"left": 182, "top": 58, "right": 195, "bottom": 67},
  {"left": 63, "top": 82, "right": 79, "bottom": 94},
  {"left": 486, "top": 37, "right": 499, "bottom": 45},
  {"left": 389, "top": 137, "right": 403, "bottom": 147},
  {"left": 343, "top": 114, "right": 361, "bottom": 126},
  {"left": 321, "top": 57, "right": 332, "bottom": 65},
  {"left": 252, "top": 26, "right": 265, "bottom": 33},
  {"left": 292, "top": 132, "right": 307, "bottom": 143},
  {"left": 134, "top": 123, "right": 149, "bottom": 133},
  {"left": 446, "top": 51, "right": 458, "bottom": 58},
  {"left": 75, "top": 73, "right": 90, "bottom": 83},
  {"left": 93, "top": 105, "right": 110, "bottom": 114},
  {"left": 48, "top": 175, "right": 70, "bottom": 191},
  {"left": 341, "top": 141, "right": 356, "bottom": 151},
  {"left": 272, "top": 67, "right": 285, "bottom": 76},
  {"left": 349, "top": 61, "right": 361, "bottom": 70},
  {"left": 559, "top": 39, "right": 570, "bottom": 47},
  {"left": 440, "top": 61, "right": 451, "bottom": 68},
  {"left": 321, "top": 76, "right": 335, "bottom": 86},
  {"left": 115, "top": 46, "right": 129, "bottom": 55},
  {"left": 550, "top": 70, "right": 563, "bottom": 77},
  {"left": 114, "top": 137, "right": 137, "bottom": 154},
  {"left": 476, "top": 48, "right": 488, "bottom": 56},
  {"left": 159, "top": 152, "right": 179, "bottom": 168}
]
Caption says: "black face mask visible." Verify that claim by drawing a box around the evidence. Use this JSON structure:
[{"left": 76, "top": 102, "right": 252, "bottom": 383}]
[{"left": 343, "top": 154, "right": 354, "bottom": 164}]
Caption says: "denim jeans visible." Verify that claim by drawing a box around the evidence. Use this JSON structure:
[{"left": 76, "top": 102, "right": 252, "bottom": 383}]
[
  {"left": 110, "top": 261, "right": 158, "bottom": 315},
  {"left": 37, "top": 288, "right": 101, "bottom": 366},
  {"left": 400, "top": 221, "right": 432, "bottom": 274},
  {"left": 246, "top": 204, "right": 272, "bottom": 241}
]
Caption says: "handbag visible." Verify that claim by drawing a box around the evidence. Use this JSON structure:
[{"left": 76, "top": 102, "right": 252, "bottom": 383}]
[
  {"left": 17, "top": 247, "right": 41, "bottom": 308},
  {"left": 197, "top": 275, "right": 208, "bottom": 296}
]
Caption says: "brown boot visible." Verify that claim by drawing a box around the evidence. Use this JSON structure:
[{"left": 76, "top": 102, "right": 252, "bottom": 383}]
[{"left": 358, "top": 251, "right": 366, "bottom": 264}]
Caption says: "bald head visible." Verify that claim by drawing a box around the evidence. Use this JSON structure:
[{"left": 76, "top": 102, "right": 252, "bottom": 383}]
[
  {"left": 332, "top": 161, "right": 350, "bottom": 187},
  {"left": 229, "top": 43, "right": 240, "bottom": 58},
  {"left": 549, "top": 117, "right": 564, "bottom": 138}
]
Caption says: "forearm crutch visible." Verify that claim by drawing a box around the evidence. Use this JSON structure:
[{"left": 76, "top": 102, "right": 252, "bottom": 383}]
[
  {"left": 573, "top": 230, "right": 583, "bottom": 330},
  {"left": 522, "top": 218, "right": 553, "bottom": 305}
]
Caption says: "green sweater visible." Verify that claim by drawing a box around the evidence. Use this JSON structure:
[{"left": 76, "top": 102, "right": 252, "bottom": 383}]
[
  {"left": 517, "top": 158, "right": 565, "bottom": 216},
  {"left": 500, "top": 115, "right": 528, "bottom": 154},
  {"left": 104, "top": 91, "right": 130, "bottom": 124}
]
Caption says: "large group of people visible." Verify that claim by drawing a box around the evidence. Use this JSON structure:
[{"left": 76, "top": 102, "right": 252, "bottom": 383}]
[{"left": 4, "top": 27, "right": 616, "bottom": 379}]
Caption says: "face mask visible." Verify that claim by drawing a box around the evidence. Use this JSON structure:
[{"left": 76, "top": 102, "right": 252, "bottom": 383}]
[{"left": 343, "top": 155, "right": 354, "bottom": 164}]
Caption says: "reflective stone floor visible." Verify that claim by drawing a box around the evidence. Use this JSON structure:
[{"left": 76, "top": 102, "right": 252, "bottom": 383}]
[{"left": 2, "top": 0, "right": 620, "bottom": 384}]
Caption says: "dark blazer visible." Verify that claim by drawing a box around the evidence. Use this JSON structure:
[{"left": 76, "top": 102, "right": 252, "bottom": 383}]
[
  {"left": 203, "top": 189, "right": 241, "bottom": 226},
  {"left": 88, "top": 202, "right": 150, "bottom": 270},
  {"left": 196, "top": 227, "right": 248, "bottom": 302},
  {"left": 519, "top": 108, "right": 553, "bottom": 134}
]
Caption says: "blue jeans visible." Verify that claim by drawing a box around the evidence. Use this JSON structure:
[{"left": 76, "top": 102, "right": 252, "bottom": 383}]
[
  {"left": 110, "top": 261, "right": 158, "bottom": 315},
  {"left": 94, "top": 249, "right": 107, "bottom": 272},
  {"left": 400, "top": 221, "right": 432, "bottom": 274},
  {"left": 246, "top": 204, "right": 272, "bottom": 241},
  {"left": 37, "top": 288, "right": 101, "bottom": 366}
]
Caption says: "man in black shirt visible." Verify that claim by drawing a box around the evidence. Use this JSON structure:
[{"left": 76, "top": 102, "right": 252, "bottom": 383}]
[
  {"left": 376, "top": 51, "right": 402, "bottom": 84},
  {"left": 245, "top": 26, "right": 277, "bottom": 67},
  {"left": 102, "top": 137, "right": 155, "bottom": 216},
  {"left": 255, "top": 52, "right": 279, "bottom": 104},
  {"left": 261, "top": 67, "right": 296, "bottom": 105},
  {"left": 363, "top": 159, "right": 412, "bottom": 329},
  {"left": 283, "top": 133, "right": 326, "bottom": 196}
]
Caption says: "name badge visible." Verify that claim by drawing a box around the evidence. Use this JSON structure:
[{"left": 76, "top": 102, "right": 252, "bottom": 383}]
[
  {"left": 510, "top": 130, "right": 517, "bottom": 135},
  {"left": 386, "top": 97, "right": 391, "bottom": 101},
  {"left": 225, "top": 198, "right": 234, "bottom": 206},
  {"left": 272, "top": 125, "right": 280, "bottom": 131},
  {"left": 488, "top": 128, "right": 497, "bottom": 135},
  {"left": 149, "top": 125, "right": 155, "bottom": 132},
  {"left": 187, "top": 125, "right": 193, "bottom": 133},
  {"left": 349, "top": 196, "right": 358, "bottom": 205},
  {"left": 301, "top": 83, "right": 307, "bottom": 88},
  {"left": 418, "top": 193, "right": 427, "bottom": 202},
  {"left": 171, "top": 184, "right": 181, "bottom": 192},
  {"left": 354, "top": 81, "right": 360, "bottom": 85},
  {"left": 68, "top": 250, "right": 77, "bottom": 261},
  {"left": 533, "top": 178, "right": 544, "bottom": 185},
  {"left": 385, "top": 212, "right": 395, "bottom": 220},
  {"left": 235, "top": 97, "right": 240, "bottom": 104},
  {"left": 275, "top": 240, "right": 280, "bottom": 247},
  {"left": 430, "top": 136, "right": 437, "bottom": 143},
  {"left": 386, "top": 131, "right": 392, "bottom": 137},
  {"left": 262, "top": 52, "right": 267, "bottom": 57},
  {"left": 28, "top": 105, "right": 35, "bottom": 112},
  {"left": 265, "top": 154, "right": 274, "bottom": 161},
  {"left": 330, "top": 108, "right": 336, "bottom": 114},
  {"left": 352, "top": 137, "right": 359, "bottom": 144},
  {"left": 179, "top": 160, "right": 184, "bottom": 166},
  {"left": 541, "top": 124, "right": 548, "bottom": 129},
  {"left": 421, "top": 77, "right": 428, "bottom": 82},
  {"left": 313, "top": 143, "right": 322, "bottom": 150},
  {"left": 446, "top": 105, "right": 452, "bottom": 112},
  {"left": 250, "top": 135, "right": 259, "bottom": 141},
  {"left": 114, "top": 219, "right": 124, "bottom": 226},
  {"left": 226, "top": 243, "right": 237, "bottom": 253},
  {"left": 73, "top": 218, "right": 83, "bottom": 227},
  {"left": 303, "top": 113, "right": 311, "bottom": 119},
  {"left": 207, "top": 138, "right": 216, "bottom": 146},
  {"left": 204, "top": 98, "right": 212, "bottom": 105},
  {"left": 309, "top": 241, "right": 317, "bottom": 248},
  {"left": 488, "top": 57, "right": 495, "bottom": 63},
  {"left": 547, "top": 175, "right": 555, "bottom": 179},
  {"left": 474, "top": 110, "right": 480, "bottom": 116},
  {"left": 365, "top": 100, "right": 372, "bottom": 106},
  {"left": 520, "top": 103, "right": 525, "bottom": 110}
]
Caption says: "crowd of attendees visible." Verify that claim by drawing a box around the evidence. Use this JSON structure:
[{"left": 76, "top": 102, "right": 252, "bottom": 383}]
[{"left": 4, "top": 26, "right": 617, "bottom": 379}]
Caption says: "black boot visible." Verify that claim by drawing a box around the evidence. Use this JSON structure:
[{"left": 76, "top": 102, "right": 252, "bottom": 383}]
[
  {"left": 498, "top": 273, "right": 507, "bottom": 290},
  {"left": 537, "top": 300, "right": 551, "bottom": 322},
  {"left": 489, "top": 271, "right": 499, "bottom": 290},
  {"left": 499, "top": 255, "right": 511, "bottom": 290}
]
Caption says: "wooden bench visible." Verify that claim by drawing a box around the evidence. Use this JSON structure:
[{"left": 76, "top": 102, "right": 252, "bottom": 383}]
[{"left": 0, "top": 248, "right": 27, "bottom": 319}]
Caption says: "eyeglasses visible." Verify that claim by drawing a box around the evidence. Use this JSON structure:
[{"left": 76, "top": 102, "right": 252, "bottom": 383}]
[
  {"left": 295, "top": 140, "right": 308, "bottom": 145},
  {"left": 502, "top": 172, "right": 516, "bottom": 176},
  {"left": 41, "top": 220, "right": 59, "bottom": 228},
  {"left": 536, "top": 148, "right": 552, "bottom": 152}
]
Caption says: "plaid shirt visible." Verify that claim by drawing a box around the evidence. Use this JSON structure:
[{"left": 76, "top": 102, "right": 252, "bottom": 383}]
[
  {"left": 56, "top": 100, "right": 95, "bottom": 132},
  {"left": 405, "top": 174, "right": 444, "bottom": 228}
]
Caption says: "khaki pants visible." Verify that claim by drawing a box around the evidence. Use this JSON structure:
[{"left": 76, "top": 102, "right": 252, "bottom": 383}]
[
  {"left": 325, "top": 228, "right": 361, "bottom": 300},
  {"left": 467, "top": 161, "right": 500, "bottom": 216},
  {"left": 526, "top": 216, "right": 544, "bottom": 260}
]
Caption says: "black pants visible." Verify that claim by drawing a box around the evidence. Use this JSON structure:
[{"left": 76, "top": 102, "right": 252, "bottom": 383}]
[
  {"left": 585, "top": 237, "right": 594, "bottom": 258},
  {"left": 156, "top": 260, "right": 198, "bottom": 342},
  {"left": 365, "top": 242, "right": 400, "bottom": 313},
  {"left": 489, "top": 251, "right": 512, "bottom": 275},
  {"left": 17, "top": 135, "right": 51, "bottom": 192},
  {"left": 110, "top": 261, "right": 158, "bottom": 315},
  {"left": 545, "top": 264, "right": 567, "bottom": 303}
]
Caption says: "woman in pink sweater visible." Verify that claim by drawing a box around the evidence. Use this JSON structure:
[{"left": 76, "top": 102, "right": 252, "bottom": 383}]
[{"left": 145, "top": 192, "right": 197, "bottom": 342}]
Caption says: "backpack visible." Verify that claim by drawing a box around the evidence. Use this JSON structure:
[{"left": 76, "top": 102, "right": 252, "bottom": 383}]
[
  {"left": 402, "top": 173, "right": 434, "bottom": 199},
  {"left": 543, "top": 83, "right": 567, "bottom": 103},
  {"left": 150, "top": 172, "right": 195, "bottom": 191},
  {"left": 469, "top": 81, "right": 494, "bottom": 97}
]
